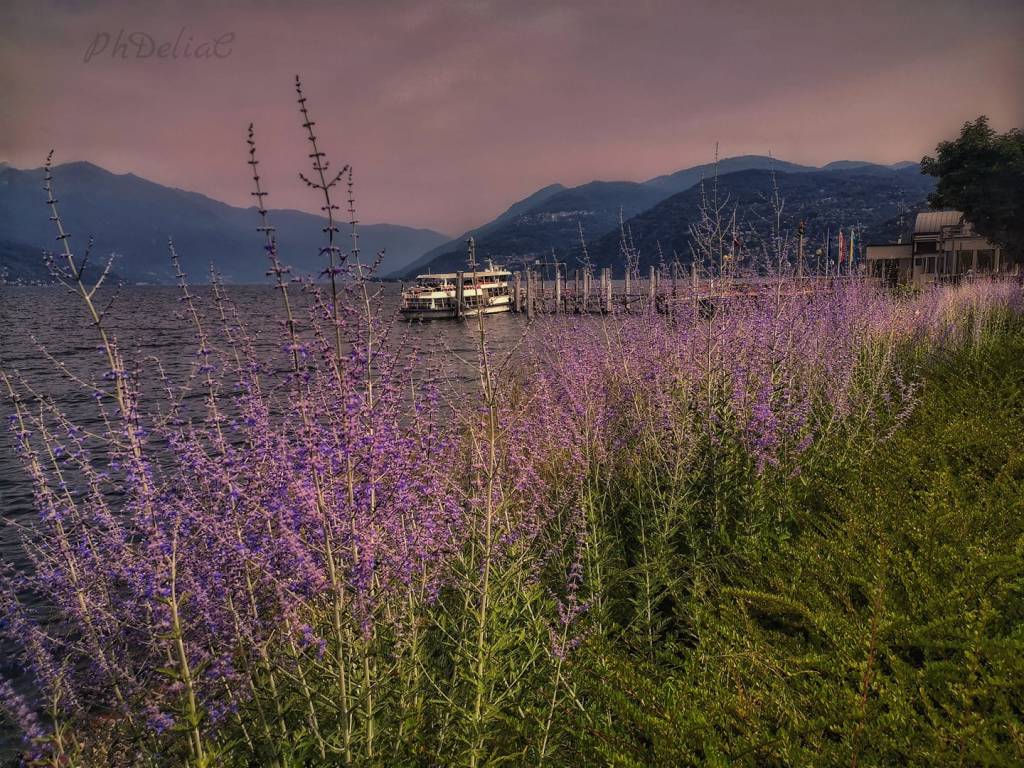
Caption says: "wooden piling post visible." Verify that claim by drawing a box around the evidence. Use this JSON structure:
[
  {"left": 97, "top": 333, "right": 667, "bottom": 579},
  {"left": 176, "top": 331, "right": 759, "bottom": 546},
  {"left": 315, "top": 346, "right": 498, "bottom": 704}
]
[
  {"left": 583, "top": 269, "right": 591, "bottom": 313},
  {"left": 513, "top": 271, "right": 522, "bottom": 313},
  {"left": 648, "top": 265, "right": 656, "bottom": 309},
  {"left": 671, "top": 263, "right": 678, "bottom": 316},
  {"left": 455, "top": 271, "right": 465, "bottom": 319},
  {"left": 526, "top": 269, "right": 534, "bottom": 319},
  {"left": 602, "top": 267, "right": 612, "bottom": 313},
  {"left": 623, "top": 269, "right": 630, "bottom": 311},
  {"left": 554, "top": 266, "right": 562, "bottom": 313}
]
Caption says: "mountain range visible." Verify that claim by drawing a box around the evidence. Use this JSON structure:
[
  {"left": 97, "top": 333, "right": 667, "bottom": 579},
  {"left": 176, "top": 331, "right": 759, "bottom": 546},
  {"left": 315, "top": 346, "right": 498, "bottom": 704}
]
[
  {"left": 395, "top": 157, "right": 930, "bottom": 277},
  {"left": 0, "top": 161, "right": 448, "bottom": 284},
  {"left": 0, "top": 238, "right": 76, "bottom": 284},
  {"left": 586, "top": 166, "right": 933, "bottom": 269},
  {"left": 0, "top": 156, "right": 929, "bottom": 284}
]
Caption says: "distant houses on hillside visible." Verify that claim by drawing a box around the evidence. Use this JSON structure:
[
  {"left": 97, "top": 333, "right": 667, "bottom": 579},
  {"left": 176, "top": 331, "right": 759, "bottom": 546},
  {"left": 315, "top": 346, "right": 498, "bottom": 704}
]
[{"left": 866, "top": 211, "right": 1017, "bottom": 287}]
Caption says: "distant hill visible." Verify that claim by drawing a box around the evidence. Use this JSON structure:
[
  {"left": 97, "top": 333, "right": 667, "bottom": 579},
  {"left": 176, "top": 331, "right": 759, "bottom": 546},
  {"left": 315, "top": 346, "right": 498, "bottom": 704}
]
[
  {"left": 819, "top": 160, "right": 924, "bottom": 176},
  {"left": 0, "top": 239, "right": 55, "bottom": 284},
  {"left": 644, "top": 155, "right": 817, "bottom": 195},
  {"left": 583, "top": 166, "right": 935, "bottom": 269},
  {"left": 0, "top": 162, "right": 449, "bottom": 283},
  {"left": 397, "top": 156, "right": 926, "bottom": 277},
  {"left": 399, "top": 180, "right": 668, "bottom": 276},
  {"left": 399, "top": 156, "right": 816, "bottom": 277},
  {"left": 390, "top": 182, "right": 567, "bottom": 278},
  {"left": 0, "top": 237, "right": 125, "bottom": 285},
  {"left": 412, "top": 181, "right": 674, "bottom": 275},
  {"left": 1, "top": 157, "right": 927, "bottom": 284}
]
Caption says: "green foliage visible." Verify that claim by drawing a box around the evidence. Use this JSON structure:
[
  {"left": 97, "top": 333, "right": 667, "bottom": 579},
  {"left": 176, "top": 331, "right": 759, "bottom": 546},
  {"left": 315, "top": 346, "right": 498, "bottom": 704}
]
[
  {"left": 922, "top": 116, "right": 1024, "bottom": 256},
  {"left": 10, "top": 310, "right": 1020, "bottom": 767},
  {"left": 563, "top": 327, "right": 1024, "bottom": 766}
]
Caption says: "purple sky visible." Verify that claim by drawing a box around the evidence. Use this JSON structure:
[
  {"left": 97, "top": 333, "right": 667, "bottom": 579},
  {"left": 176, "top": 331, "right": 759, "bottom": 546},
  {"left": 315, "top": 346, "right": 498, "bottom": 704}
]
[{"left": 2, "top": 0, "right": 1022, "bottom": 234}]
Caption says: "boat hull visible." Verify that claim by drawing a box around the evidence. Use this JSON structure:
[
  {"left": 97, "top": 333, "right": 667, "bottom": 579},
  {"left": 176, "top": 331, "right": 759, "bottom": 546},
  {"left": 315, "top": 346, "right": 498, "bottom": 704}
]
[{"left": 400, "top": 303, "right": 512, "bottom": 321}]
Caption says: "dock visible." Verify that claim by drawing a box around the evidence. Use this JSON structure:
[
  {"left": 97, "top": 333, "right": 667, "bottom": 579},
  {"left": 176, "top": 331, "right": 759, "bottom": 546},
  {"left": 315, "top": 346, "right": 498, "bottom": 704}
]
[{"left": 495, "top": 264, "right": 850, "bottom": 317}]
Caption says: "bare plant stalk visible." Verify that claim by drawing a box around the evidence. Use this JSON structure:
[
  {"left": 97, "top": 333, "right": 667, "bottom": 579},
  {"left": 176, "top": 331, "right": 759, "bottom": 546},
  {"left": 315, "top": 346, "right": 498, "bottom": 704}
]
[
  {"left": 467, "top": 238, "right": 501, "bottom": 766},
  {"left": 295, "top": 75, "right": 348, "bottom": 370},
  {"left": 248, "top": 124, "right": 352, "bottom": 761}
]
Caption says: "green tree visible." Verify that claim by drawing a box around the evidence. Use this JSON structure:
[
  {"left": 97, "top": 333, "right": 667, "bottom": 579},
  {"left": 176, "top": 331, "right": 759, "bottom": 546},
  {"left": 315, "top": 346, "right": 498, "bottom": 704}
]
[{"left": 921, "top": 116, "right": 1024, "bottom": 256}]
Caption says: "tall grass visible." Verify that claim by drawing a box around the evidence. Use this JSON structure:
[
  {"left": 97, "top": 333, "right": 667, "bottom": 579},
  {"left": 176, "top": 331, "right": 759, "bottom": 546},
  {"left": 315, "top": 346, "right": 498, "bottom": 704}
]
[
  {"left": 1, "top": 85, "right": 1022, "bottom": 766},
  {"left": 559, "top": 315, "right": 1024, "bottom": 766}
]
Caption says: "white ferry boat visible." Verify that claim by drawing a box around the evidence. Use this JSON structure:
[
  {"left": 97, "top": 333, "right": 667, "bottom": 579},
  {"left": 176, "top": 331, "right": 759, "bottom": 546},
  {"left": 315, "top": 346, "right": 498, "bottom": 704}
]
[{"left": 400, "top": 239, "right": 513, "bottom": 320}]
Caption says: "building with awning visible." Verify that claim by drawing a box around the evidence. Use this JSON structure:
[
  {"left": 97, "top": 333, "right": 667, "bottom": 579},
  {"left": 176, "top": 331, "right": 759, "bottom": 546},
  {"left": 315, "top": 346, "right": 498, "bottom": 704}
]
[{"left": 865, "top": 211, "right": 1014, "bottom": 286}]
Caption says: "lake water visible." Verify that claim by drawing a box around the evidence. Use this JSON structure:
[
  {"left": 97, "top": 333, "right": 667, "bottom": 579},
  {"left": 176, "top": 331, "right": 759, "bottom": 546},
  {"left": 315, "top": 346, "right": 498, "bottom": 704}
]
[
  {"left": 0, "top": 283, "right": 529, "bottom": 760},
  {"left": 0, "top": 282, "right": 532, "bottom": 554}
]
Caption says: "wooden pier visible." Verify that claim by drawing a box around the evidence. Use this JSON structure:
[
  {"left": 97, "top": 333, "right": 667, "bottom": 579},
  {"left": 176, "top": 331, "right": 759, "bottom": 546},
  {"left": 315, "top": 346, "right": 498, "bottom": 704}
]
[{"left": 507, "top": 264, "right": 841, "bottom": 316}]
